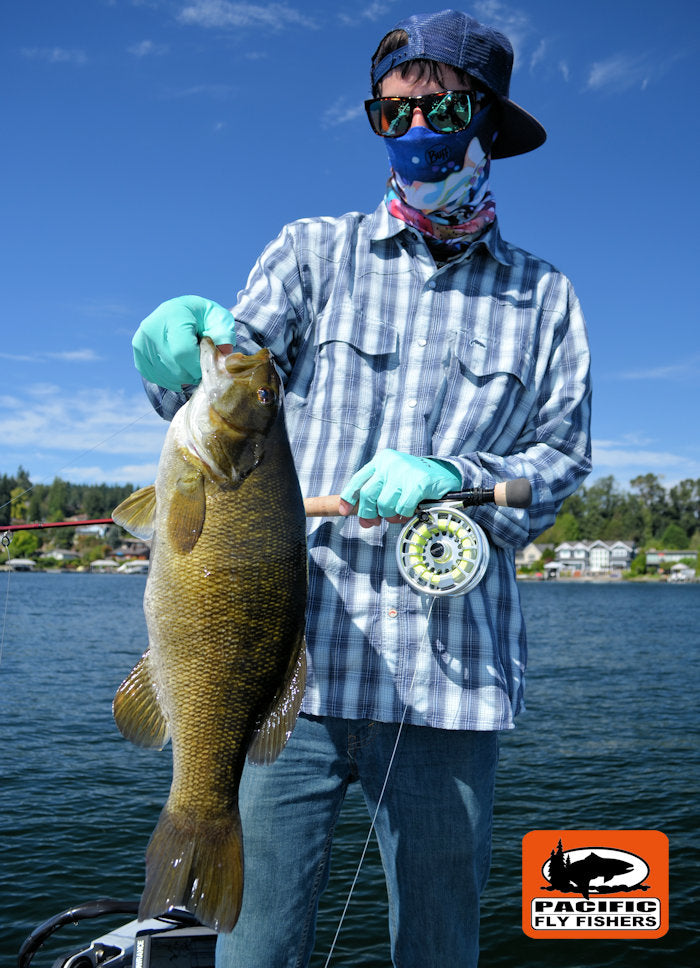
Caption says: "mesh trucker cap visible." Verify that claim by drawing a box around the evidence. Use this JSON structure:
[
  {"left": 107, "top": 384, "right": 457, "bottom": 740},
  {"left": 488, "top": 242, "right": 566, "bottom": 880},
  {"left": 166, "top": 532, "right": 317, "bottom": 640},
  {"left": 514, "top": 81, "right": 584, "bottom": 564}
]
[{"left": 370, "top": 9, "right": 546, "bottom": 158}]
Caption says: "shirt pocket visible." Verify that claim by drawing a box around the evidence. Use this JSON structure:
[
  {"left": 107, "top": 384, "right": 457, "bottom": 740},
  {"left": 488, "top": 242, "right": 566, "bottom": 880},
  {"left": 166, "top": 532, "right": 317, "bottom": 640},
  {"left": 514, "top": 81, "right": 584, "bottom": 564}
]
[
  {"left": 432, "top": 331, "right": 534, "bottom": 452},
  {"left": 286, "top": 304, "right": 399, "bottom": 429}
]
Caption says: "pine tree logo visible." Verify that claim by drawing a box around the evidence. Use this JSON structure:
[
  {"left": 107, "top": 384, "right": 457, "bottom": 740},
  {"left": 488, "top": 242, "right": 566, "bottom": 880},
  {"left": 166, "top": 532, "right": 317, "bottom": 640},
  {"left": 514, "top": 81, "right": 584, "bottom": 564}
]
[{"left": 542, "top": 839, "right": 649, "bottom": 899}]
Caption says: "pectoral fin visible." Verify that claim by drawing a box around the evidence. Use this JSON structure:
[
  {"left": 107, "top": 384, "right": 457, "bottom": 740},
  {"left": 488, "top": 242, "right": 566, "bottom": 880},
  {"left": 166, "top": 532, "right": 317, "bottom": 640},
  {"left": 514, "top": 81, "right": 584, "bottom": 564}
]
[
  {"left": 246, "top": 637, "right": 307, "bottom": 765},
  {"left": 113, "top": 649, "right": 170, "bottom": 749},
  {"left": 112, "top": 485, "right": 157, "bottom": 540},
  {"left": 168, "top": 466, "right": 206, "bottom": 553}
]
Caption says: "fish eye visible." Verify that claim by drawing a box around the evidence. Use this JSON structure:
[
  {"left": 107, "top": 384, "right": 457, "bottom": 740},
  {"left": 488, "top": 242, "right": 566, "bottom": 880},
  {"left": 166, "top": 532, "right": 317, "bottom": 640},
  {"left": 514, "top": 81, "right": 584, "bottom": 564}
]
[{"left": 257, "top": 386, "right": 275, "bottom": 405}]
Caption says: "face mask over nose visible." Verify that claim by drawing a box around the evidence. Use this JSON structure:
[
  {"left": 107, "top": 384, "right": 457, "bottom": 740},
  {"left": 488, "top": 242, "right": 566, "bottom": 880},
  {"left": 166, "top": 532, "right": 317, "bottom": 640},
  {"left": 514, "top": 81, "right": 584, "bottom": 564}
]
[{"left": 385, "top": 104, "right": 497, "bottom": 216}]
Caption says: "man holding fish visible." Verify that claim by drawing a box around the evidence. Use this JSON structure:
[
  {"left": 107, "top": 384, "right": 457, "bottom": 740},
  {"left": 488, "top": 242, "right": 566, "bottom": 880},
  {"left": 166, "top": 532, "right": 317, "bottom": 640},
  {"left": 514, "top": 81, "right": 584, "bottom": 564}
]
[{"left": 130, "top": 9, "right": 591, "bottom": 967}]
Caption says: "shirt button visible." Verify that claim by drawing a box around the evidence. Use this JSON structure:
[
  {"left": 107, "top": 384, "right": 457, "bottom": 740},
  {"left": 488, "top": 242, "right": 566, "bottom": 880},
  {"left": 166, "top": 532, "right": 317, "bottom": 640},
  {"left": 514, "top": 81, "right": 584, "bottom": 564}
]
[
  {"left": 407, "top": 399, "right": 417, "bottom": 408},
  {"left": 417, "top": 338, "right": 427, "bottom": 347},
  {"left": 388, "top": 608, "right": 398, "bottom": 618},
  {"left": 428, "top": 280, "right": 437, "bottom": 289}
]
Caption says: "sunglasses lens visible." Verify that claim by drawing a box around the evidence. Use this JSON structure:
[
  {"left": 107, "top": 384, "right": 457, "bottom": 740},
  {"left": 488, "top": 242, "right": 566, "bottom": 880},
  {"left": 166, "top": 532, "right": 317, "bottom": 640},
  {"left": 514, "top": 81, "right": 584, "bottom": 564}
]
[
  {"left": 426, "top": 92, "right": 473, "bottom": 133},
  {"left": 368, "top": 99, "right": 412, "bottom": 138}
]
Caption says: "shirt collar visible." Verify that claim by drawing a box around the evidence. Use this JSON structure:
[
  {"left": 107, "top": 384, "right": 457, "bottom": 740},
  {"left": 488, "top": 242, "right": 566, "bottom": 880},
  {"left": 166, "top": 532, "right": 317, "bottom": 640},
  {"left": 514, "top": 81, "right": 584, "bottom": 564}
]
[{"left": 368, "top": 200, "right": 513, "bottom": 267}]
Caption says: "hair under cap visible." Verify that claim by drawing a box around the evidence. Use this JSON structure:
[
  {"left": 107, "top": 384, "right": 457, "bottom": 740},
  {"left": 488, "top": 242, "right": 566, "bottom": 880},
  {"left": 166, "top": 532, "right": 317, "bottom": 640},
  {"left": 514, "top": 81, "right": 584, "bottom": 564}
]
[{"left": 371, "top": 9, "right": 546, "bottom": 158}]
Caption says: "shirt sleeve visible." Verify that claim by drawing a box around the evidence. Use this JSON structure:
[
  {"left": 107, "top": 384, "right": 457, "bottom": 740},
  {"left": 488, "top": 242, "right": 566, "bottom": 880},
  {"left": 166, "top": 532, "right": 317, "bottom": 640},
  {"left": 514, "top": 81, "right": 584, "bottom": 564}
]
[
  {"left": 446, "top": 281, "right": 592, "bottom": 549},
  {"left": 231, "top": 224, "right": 308, "bottom": 377},
  {"left": 140, "top": 225, "right": 305, "bottom": 421},
  {"left": 142, "top": 379, "right": 194, "bottom": 422}
]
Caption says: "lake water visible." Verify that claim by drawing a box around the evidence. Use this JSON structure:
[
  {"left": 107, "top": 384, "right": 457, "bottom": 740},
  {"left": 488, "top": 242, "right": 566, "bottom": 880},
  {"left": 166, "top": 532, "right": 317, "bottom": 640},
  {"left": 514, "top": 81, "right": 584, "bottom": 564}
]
[{"left": 0, "top": 574, "right": 697, "bottom": 967}]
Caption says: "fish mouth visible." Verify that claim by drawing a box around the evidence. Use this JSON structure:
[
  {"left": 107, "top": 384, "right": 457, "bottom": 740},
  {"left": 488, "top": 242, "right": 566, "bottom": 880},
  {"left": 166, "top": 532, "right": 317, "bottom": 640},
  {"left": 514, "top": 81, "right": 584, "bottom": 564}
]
[{"left": 223, "top": 348, "right": 273, "bottom": 377}]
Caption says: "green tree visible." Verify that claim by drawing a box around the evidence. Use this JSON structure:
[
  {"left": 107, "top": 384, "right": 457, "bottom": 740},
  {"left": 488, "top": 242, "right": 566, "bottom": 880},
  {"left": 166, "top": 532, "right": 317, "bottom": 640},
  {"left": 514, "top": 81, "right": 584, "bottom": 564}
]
[
  {"left": 0, "top": 475, "right": 13, "bottom": 526},
  {"left": 538, "top": 510, "right": 580, "bottom": 544},
  {"left": 47, "top": 477, "right": 71, "bottom": 521},
  {"left": 8, "top": 530, "right": 40, "bottom": 558},
  {"left": 10, "top": 486, "right": 29, "bottom": 522},
  {"left": 577, "top": 475, "right": 626, "bottom": 539},
  {"left": 630, "top": 473, "right": 670, "bottom": 542},
  {"left": 668, "top": 478, "right": 700, "bottom": 538},
  {"left": 661, "top": 522, "right": 689, "bottom": 550},
  {"left": 628, "top": 552, "right": 647, "bottom": 576}
]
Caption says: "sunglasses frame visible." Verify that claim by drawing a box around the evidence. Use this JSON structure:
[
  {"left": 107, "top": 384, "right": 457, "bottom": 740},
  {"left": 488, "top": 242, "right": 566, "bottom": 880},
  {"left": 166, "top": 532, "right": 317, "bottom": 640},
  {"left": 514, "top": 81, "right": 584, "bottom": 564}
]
[{"left": 364, "top": 90, "right": 480, "bottom": 139}]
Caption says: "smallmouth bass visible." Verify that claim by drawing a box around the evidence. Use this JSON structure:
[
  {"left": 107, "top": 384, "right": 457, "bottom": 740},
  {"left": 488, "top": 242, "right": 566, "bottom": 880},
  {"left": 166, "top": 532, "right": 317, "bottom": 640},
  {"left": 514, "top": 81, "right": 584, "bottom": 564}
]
[{"left": 112, "top": 339, "right": 307, "bottom": 932}]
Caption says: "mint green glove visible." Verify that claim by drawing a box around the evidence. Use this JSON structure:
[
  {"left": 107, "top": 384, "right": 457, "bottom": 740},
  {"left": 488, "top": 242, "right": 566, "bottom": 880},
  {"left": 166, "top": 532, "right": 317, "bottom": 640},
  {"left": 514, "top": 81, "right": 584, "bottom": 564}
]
[
  {"left": 340, "top": 449, "right": 462, "bottom": 521},
  {"left": 132, "top": 295, "right": 236, "bottom": 391}
]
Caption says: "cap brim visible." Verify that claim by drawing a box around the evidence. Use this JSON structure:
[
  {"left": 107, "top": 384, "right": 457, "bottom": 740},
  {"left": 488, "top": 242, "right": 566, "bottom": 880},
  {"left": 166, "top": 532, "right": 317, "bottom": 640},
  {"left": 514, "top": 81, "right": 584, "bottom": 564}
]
[{"left": 492, "top": 99, "right": 546, "bottom": 158}]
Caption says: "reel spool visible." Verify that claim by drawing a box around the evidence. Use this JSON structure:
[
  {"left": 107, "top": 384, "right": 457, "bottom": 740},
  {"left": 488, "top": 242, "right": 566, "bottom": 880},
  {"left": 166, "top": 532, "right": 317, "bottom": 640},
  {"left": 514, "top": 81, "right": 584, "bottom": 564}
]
[{"left": 395, "top": 502, "right": 490, "bottom": 597}]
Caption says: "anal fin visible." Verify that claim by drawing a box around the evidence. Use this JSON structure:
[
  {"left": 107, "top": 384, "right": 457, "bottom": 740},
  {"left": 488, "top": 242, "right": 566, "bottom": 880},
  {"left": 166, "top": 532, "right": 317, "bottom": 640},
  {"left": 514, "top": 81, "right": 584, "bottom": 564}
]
[{"left": 247, "top": 637, "right": 307, "bottom": 765}]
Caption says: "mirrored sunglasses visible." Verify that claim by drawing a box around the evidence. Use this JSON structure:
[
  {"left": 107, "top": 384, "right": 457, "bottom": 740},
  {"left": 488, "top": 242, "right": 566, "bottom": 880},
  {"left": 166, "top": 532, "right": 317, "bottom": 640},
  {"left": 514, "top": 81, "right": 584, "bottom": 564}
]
[{"left": 364, "top": 90, "right": 479, "bottom": 139}]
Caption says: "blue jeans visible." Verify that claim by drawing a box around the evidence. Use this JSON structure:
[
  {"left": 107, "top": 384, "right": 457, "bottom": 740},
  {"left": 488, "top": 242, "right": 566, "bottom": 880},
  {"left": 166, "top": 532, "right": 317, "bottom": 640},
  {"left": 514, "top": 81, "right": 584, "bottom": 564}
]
[{"left": 216, "top": 713, "right": 499, "bottom": 968}]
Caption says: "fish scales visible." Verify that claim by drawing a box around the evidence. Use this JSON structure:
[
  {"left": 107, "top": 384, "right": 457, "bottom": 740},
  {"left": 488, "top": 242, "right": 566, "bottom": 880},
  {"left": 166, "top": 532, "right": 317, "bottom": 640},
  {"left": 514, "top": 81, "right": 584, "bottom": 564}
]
[{"left": 112, "top": 340, "right": 307, "bottom": 933}]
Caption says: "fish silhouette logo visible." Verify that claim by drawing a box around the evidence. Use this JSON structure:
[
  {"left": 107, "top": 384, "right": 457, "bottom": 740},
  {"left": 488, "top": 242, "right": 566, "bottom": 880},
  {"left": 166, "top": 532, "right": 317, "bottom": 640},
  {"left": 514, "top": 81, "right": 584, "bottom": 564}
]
[
  {"left": 522, "top": 830, "right": 668, "bottom": 939},
  {"left": 542, "top": 841, "right": 648, "bottom": 898}
]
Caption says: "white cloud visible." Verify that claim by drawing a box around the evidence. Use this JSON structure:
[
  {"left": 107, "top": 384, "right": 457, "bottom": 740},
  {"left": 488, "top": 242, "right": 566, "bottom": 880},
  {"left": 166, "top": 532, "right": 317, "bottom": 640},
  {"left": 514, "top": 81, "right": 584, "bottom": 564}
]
[
  {"left": 472, "top": 0, "right": 532, "bottom": 67},
  {"left": 127, "top": 39, "right": 168, "bottom": 57},
  {"left": 338, "top": 1, "right": 399, "bottom": 25},
  {"left": 58, "top": 463, "right": 160, "bottom": 486},
  {"left": 165, "top": 83, "right": 236, "bottom": 99},
  {"left": 586, "top": 52, "right": 652, "bottom": 93},
  {"left": 529, "top": 38, "right": 547, "bottom": 72},
  {"left": 322, "top": 98, "right": 365, "bottom": 128},
  {"left": 592, "top": 439, "right": 700, "bottom": 484},
  {"left": 21, "top": 47, "right": 88, "bottom": 65},
  {"left": 0, "top": 386, "right": 168, "bottom": 486},
  {"left": 615, "top": 355, "right": 700, "bottom": 381},
  {"left": 177, "top": 1, "right": 318, "bottom": 31},
  {"left": 46, "top": 349, "right": 105, "bottom": 363},
  {"left": 0, "top": 352, "right": 35, "bottom": 364},
  {"left": 0, "top": 349, "right": 103, "bottom": 365}
]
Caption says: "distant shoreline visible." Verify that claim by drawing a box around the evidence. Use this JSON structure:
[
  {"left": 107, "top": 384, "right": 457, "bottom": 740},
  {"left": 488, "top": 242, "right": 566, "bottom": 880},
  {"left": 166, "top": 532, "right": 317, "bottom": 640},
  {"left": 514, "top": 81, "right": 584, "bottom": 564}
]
[
  {"left": 517, "top": 573, "right": 698, "bottom": 584},
  {"left": 2, "top": 565, "right": 696, "bottom": 585}
]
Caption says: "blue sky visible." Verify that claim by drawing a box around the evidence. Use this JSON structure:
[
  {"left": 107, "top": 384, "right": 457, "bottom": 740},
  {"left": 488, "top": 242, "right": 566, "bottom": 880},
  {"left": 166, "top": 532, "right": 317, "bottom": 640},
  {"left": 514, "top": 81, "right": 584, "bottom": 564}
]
[{"left": 2, "top": 0, "right": 699, "bottom": 494}]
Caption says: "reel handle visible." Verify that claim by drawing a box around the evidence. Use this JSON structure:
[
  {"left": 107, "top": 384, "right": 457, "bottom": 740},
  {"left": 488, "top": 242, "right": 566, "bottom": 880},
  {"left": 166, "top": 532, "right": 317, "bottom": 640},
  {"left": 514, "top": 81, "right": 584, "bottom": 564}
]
[{"left": 303, "top": 477, "right": 531, "bottom": 517}]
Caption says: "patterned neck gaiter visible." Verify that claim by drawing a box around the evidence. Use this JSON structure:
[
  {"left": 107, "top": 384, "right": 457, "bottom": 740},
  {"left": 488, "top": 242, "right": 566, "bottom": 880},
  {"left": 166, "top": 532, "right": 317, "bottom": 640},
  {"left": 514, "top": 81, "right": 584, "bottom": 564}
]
[{"left": 384, "top": 104, "right": 497, "bottom": 246}]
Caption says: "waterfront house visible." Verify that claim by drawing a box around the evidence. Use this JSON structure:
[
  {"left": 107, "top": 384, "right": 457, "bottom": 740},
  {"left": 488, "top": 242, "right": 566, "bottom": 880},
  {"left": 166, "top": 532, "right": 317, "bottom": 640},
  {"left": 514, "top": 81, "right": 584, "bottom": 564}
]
[
  {"left": 645, "top": 549, "right": 698, "bottom": 569},
  {"left": 50, "top": 549, "right": 81, "bottom": 562},
  {"left": 515, "top": 543, "right": 552, "bottom": 569},
  {"left": 90, "top": 558, "right": 120, "bottom": 572},
  {"left": 116, "top": 538, "right": 151, "bottom": 559},
  {"left": 669, "top": 563, "right": 695, "bottom": 582},
  {"left": 8, "top": 558, "right": 36, "bottom": 571},
  {"left": 553, "top": 540, "right": 636, "bottom": 575}
]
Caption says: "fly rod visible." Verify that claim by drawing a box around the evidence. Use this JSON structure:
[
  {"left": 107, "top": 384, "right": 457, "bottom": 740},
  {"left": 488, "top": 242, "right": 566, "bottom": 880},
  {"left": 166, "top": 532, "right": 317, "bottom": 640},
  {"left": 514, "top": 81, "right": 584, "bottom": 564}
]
[{"left": 1, "top": 479, "right": 531, "bottom": 531}]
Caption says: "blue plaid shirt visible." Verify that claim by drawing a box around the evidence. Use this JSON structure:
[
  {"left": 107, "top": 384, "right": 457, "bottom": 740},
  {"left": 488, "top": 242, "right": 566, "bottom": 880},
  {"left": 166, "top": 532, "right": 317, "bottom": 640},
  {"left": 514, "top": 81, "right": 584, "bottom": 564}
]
[{"left": 146, "top": 203, "right": 591, "bottom": 730}]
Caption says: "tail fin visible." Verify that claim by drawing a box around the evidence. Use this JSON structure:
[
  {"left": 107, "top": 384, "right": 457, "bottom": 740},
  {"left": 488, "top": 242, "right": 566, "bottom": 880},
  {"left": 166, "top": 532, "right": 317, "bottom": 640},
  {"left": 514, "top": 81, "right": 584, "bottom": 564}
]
[{"left": 139, "top": 804, "right": 244, "bottom": 933}]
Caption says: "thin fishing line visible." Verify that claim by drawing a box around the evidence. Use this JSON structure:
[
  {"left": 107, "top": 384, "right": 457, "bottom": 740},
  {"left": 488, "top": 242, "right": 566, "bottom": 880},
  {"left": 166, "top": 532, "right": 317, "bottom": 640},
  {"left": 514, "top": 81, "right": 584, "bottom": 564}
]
[
  {"left": 322, "top": 595, "right": 437, "bottom": 968},
  {"left": 0, "top": 407, "right": 157, "bottom": 665},
  {"left": 0, "top": 535, "right": 13, "bottom": 669},
  {"left": 0, "top": 408, "right": 157, "bottom": 519}
]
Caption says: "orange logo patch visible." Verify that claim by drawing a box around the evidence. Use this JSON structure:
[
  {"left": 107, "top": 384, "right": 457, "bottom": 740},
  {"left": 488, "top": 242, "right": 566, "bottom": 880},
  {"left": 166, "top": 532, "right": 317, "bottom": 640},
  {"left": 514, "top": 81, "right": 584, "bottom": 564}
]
[{"left": 522, "top": 830, "right": 668, "bottom": 939}]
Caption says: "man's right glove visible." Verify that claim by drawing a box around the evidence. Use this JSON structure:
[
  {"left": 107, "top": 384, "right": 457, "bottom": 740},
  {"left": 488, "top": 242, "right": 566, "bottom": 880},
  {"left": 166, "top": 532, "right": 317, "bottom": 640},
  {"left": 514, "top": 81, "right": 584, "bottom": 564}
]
[
  {"left": 132, "top": 295, "right": 237, "bottom": 390},
  {"left": 340, "top": 448, "right": 462, "bottom": 525}
]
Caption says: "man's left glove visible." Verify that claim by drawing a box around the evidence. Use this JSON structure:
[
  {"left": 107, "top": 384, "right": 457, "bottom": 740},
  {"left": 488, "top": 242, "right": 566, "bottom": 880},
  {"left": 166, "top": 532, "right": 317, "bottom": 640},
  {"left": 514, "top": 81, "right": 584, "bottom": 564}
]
[
  {"left": 132, "top": 295, "right": 236, "bottom": 390},
  {"left": 340, "top": 448, "right": 462, "bottom": 524}
]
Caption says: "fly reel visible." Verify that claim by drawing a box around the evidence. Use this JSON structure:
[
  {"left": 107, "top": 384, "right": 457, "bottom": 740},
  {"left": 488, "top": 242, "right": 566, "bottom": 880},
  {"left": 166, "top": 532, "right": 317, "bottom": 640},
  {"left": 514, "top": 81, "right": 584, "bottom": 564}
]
[{"left": 395, "top": 502, "right": 490, "bottom": 597}]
